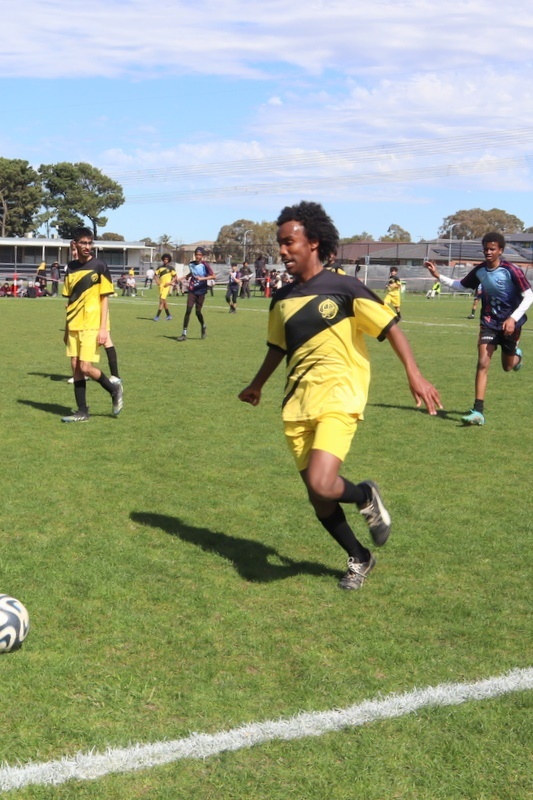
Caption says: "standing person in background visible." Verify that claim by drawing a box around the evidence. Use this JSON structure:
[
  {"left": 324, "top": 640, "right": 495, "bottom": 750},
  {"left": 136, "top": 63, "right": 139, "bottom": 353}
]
[
  {"left": 225, "top": 263, "right": 241, "bottom": 313},
  {"left": 239, "top": 260, "right": 252, "bottom": 298},
  {"left": 144, "top": 266, "right": 155, "bottom": 289},
  {"left": 50, "top": 262, "right": 61, "bottom": 296},
  {"left": 177, "top": 247, "right": 215, "bottom": 341},
  {"left": 62, "top": 228, "right": 124, "bottom": 422},
  {"left": 425, "top": 231, "right": 533, "bottom": 426},
  {"left": 383, "top": 267, "right": 402, "bottom": 319},
  {"left": 153, "top": 254, "right": 176, "bottom": 321},
  {"left": 468, "top": 285, "right": 482, "bottom": 319}
]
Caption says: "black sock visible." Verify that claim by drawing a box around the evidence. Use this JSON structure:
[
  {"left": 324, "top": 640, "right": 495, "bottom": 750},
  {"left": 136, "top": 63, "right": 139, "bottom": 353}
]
[
  {"left": 317, "top": 505, "right": 371, "bottom": 562},
  {"left": 338, "top": 478, "right": 371, "bottom": 507},
  {"left": 97, "top": 372, "right": 115, "bottom": 394},
  {"left": 73, "top": 380, "right": 88, "bottom": 412},
  {"left": 474, "top": 399, "right": 484, "bottom": 413},
  {"left": 105, "top": 346, "right": 119, "bottom": 379}
]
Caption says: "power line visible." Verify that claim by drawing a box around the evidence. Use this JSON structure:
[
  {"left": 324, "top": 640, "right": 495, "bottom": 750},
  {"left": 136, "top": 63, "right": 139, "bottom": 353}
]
[
  {"left": 123, "top": 155, "right": 530, "bottom": 204},
  {"left": 109, "top": 127, "right": 533, "bottom": 187}
]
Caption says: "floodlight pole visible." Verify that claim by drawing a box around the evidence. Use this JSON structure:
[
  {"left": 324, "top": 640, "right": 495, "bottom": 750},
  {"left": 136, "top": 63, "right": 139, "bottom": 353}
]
[
  {"left": 243, "top": 230, "right": 252, "bottom": 263},
  {"left": 448, "top": 224, "right": 458, "bottom": 270}
]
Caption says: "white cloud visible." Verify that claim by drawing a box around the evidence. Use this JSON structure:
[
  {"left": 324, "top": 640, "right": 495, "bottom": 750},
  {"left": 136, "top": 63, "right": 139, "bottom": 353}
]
[{"left": 2, "top": 0, "right": 533, "bottom": 79}]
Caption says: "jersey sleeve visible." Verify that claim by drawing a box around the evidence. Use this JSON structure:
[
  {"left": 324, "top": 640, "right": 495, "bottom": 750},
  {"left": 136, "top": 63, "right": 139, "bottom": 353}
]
[
  {"left": 460, "top": 267, "right": 482, "bottom": 291},
  {"left": 266, "top": 299, "right": 287, "bottom": 353},
  {"left": 353, "top": 295, "right": 398, "bottom": 340},
  {"left": 97, "top": 260, "right": 114, "bottom": 296}
]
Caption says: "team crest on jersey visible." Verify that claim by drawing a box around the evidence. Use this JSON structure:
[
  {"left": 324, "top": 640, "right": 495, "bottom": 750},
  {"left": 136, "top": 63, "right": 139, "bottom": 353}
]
[
  {"left": 91, "top": 272, "right": 98, "bottom": 283},
  {"left": 318, "top": 298, "right": 339, "bottom": 320}
]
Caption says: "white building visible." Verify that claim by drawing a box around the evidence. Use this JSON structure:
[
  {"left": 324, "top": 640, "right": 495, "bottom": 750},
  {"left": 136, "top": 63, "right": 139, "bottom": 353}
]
[{"left": 0, "top": 236, "right": 156, "bottom": 278}]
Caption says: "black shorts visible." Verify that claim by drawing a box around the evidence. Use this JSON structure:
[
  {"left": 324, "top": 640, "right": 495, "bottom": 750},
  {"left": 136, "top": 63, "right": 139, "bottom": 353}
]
[
  {"left": 187, "top": 292, "right": 206, "bottom": 310},
  {"left": 478, "top": 326, "right": 521, "bottom": 355}
]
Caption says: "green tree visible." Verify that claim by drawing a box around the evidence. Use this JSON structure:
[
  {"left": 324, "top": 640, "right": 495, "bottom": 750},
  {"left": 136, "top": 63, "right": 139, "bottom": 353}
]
[
  {"left": 0, "top": 158, "right": 43, "bottom": 237},
  {"left": 100, "top": 232, "right": 125, "bottom": 241},
  {"left": 380, "top": 224, "right": 411, "bottom": 242},
  {"left": 39, "top": 162, "right": 125, "bottom": 239},
  {"left": 213, "top": 219, "right": 277, "bottom": 263},
  {"left": 439, "top": 209, "right": 524, "bottom": 240}
]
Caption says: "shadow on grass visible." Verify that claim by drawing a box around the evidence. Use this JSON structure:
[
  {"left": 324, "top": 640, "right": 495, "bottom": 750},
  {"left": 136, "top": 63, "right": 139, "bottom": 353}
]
[
  {"left": 369, "top": 402, "right": 465, "bottom": 423},
  {"left": 18, "top": 398, "right": 72, "bottom": 416},
  {"left": 131, "top": 511, "right": 339, "bottom": 583},
  {"left": 28, "top": 371, "right": 70, "bottom": 382}
]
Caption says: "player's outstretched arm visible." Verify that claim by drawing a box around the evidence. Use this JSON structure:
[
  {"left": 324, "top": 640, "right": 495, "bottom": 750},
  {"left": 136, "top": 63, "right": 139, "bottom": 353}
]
[
  {"left": 238, "top": 347, "right": 285, "bottom": 407},
  {"left": 424, "top": 260, "right": 440, "bottom": 280},
  {"left": 386, "top": 324, "right": 442, "bottom": 415}
]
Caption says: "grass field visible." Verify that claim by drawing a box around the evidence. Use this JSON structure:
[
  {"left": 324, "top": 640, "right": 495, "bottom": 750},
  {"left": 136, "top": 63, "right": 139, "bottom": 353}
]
[{"left": 0, "top": 288, "right": 532, "bottom": 799}]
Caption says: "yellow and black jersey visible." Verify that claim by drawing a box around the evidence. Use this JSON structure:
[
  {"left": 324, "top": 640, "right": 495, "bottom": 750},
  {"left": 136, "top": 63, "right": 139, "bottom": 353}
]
[
  {"left": 63, "top": 258, "right": 114, "bottom": 330},
  {"left": 155, "top": 265, "right": 177, "bottom": 287},
  {"left": 267, "top": 269, "right": 397, "bottom": 421}
]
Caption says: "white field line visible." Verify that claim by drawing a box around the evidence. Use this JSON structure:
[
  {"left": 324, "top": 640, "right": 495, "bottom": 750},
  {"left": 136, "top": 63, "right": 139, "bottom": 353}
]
[{"left": 1, "top": 667, "right": 532, "bottom": 792}]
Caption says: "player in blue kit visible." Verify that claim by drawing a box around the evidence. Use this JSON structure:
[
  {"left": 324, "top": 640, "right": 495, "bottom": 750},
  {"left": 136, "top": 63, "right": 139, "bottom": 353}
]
[
  {"left": 177, "top": 247, "right": 215, "bottom": 341},
  {"left": 425, "top": 232, "right": 533, "bottom": 425}
]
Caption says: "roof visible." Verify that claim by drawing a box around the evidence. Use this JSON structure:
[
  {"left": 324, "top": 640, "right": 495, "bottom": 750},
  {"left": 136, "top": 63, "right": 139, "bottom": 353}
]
[{"left": 0, "top": 236, "right": 151, "bottom": 250}]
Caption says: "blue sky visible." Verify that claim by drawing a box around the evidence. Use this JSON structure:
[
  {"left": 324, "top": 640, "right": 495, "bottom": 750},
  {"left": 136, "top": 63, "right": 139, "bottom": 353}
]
[{"left": 2, "top": 0, "right": 533, "bottom": 244}]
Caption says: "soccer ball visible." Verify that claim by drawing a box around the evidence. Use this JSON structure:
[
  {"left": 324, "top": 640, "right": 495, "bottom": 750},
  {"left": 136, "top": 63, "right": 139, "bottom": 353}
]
[{"left": 0, "top": 594, "right": 30, "bottom": 653}]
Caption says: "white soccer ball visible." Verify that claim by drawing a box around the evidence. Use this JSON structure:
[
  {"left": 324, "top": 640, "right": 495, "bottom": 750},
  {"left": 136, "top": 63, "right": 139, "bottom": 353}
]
[{"left": 0, "top": 594, "right": 30, "bottom": 653}]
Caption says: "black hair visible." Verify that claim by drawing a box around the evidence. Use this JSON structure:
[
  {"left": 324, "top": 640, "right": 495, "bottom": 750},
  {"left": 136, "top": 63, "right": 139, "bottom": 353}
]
[
  {"left": 481, "top": 231, "right": 505, "bottom": 249},
  {"left": 73, "top": 227, "right": 93, "bottom": 242},
  {"left": 161, "top": 253, "right": 171, "bottom": 261},
  {"left": 276, "top": 201, "right": 339, "bottom": 263}
]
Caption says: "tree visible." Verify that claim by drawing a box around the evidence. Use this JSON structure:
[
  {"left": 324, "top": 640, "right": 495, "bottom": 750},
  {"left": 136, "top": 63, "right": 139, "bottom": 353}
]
[
  {"left": 0, "top": 158, "right": 43, "bottom": 237},
  {"left": 213, "top": 219, "right": 277, "bottom": 263},
  {"left": 380, "top": 224, "right": 411, "bottom": 242},
  {"left": 39, "top": 162, "right": 125, "bottom": 239},
  {"left": 439, "top": 209, "right": 524, "bottom": 240},
  {"left": 100, "top": 232, "right": 125, "bottom": 241},
  {"left": 139, "top": 236, "right": 158, "bottom": 247}
]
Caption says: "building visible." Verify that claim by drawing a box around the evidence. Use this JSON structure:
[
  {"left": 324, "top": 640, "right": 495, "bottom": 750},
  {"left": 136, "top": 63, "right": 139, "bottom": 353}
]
[{"left": 0, "top": 236, "right": 156, "bottom": 280}]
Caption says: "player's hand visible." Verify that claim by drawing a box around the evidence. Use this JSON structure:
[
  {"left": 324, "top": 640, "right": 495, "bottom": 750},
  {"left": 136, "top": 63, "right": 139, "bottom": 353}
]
[
  {"left": 408, "top": 374, "right": 443, "bottom": 416},
  {"left": 238, "top": 385, "right": 261, "bottom": 406},
  {"left": 502, "top": 317, "right": 516, "bottom": 335},
  {"left": 424, "top": 261, "right": 440, "bottom": 279}
]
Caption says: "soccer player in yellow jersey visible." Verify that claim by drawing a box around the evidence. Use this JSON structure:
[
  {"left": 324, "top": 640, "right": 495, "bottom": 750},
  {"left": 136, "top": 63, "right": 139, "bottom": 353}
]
[
  {"left": 239, "top": 202, "right": 441, "bottom": 590},
  {"left": 61, "top": 227, "right": 124, "bottom": 423},
  {"left": 383, "top": 266, "right": 402, "bottom": 318},
  {"left": 153, "top": 254, "right": 176, "bottom": 321}
]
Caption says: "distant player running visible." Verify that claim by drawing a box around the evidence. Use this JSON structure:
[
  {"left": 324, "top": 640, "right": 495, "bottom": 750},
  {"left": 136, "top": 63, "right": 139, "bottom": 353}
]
[{"left": 425, "top": 231, "right": 533, "bottom": 426}]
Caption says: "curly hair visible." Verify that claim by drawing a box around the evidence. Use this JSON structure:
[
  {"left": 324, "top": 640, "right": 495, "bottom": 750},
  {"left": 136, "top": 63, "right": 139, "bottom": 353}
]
[
  {"left": 481, "top": 231, "right": 505, "bottom": 249},
  {"left": 276, "top": 201, "right": 339, "bottom": 263}
]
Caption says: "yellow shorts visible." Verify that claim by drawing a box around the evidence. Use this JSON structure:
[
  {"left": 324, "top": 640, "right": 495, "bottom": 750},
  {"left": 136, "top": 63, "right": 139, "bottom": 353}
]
[
  {"left": 159, "top": 285, "right": 171, "bottom": 300},
  {"left": 66, "top": 330, "right": 100, "bottom": 363},
  {"left": 284, "top": 411, "right": 358, "bottom": 472}
]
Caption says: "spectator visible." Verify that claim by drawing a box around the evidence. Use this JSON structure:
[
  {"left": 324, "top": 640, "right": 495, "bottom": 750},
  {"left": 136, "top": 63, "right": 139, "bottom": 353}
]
[
  {"left": 144, "top": 266, "right": 155, "bottom": 289},
  {"left": 50, "top": 262, "right": 61, "bottom": 296}
]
